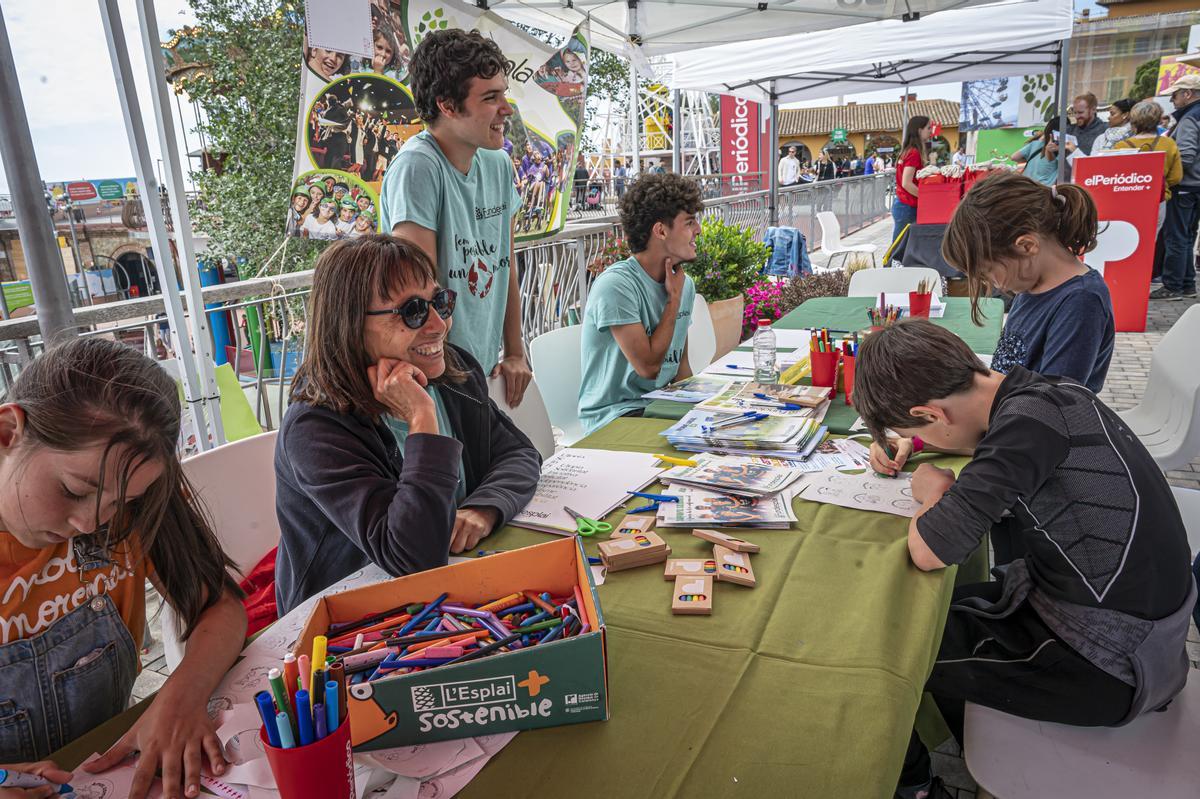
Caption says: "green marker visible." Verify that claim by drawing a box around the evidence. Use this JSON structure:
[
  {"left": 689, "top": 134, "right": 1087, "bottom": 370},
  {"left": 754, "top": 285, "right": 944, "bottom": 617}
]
[
  {"left": 267, "top": 667, "right": 294, "bottom": 735},
  {"left": 513, "top": 618, "right": 565, "bottom": 634}
]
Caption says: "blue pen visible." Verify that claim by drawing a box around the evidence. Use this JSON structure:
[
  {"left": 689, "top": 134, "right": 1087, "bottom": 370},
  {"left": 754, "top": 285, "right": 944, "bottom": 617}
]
[
  {"left": 275, "top": 711, "right": 296, "bottom": 749},
  {"left": 325, "top": 680, "right": 339, "bottom": 733},
  {"left": 0, "top": 770, "right": 72, "bottom": 794},
  {"left": 724, "top": 364, "right": 753, "bottom": 370},
  {"left": 255, "top": 691, "right": 282, "bottom": 748},
  {"left": 587, "top": 556, "right": 602, "bottom": 565},
  {"left": 703, "top": 411, "right": 767, "bottom": 431},
  {"left": 752, "top": 393, "right": 803, "bottom": 411},
  {"left": 295, "top": 689, "right": 315, "bottom": 746}
]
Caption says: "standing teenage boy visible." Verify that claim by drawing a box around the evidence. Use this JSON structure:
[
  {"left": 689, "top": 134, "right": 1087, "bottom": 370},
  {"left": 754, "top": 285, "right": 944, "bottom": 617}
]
[
  {"left": 852, "top": 320, "right": 1194, "bottom": 799},
  {"left": 578, "top": 173, "right": 702, "bottom": 434},
  {"left": 380, "top": 29, "right": 532, "bottom": 406}
]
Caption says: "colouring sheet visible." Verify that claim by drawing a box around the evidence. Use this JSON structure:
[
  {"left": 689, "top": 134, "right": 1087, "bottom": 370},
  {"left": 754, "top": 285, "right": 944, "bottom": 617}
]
[
  {"left": 368, "top": 738, "right": 485, "bottom": 780},
  {"left": 74, "top": 754, "right": 162, "bottom": 799},
  {"left": 798, "top": 471, "right": 918, "bottom": 518}
]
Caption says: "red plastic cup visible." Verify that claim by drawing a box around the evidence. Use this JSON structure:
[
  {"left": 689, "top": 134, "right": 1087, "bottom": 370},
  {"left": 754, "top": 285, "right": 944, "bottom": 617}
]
[
  {"left": 843, "top": 354, "right": 856, "bottom": 405},
  {"left": 908, "top": 292, "right": 932, "bottom": 318},
  {"left": 810, "top": 349, "right": 840, "bottom": 396},
  {"left": 260, "top": 717, "right": 357, "bottom": 799}
]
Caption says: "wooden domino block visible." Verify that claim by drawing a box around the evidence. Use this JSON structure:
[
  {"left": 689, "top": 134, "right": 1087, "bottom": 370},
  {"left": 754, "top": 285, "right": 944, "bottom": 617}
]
[
  {"left": 713, "top": 544, "right": 756, "bottom": 587},
  {"left": 663, "top": 558, "right": 718, "bottom": 580},
  {"left": 692, "top": 528, "right": 760, "bottom": 553},
  {"left": 671, "top": 575, "right": 713, "bottom": 615},
  {"left": 611, "top": 515, "right": 656, "bottom": 537}
]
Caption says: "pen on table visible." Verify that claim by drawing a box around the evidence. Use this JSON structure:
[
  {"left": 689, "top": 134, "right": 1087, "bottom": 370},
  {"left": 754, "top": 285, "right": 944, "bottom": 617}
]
[
  {"left": 751, "top": 393, "right": 803, "bottom": 411},
  {"left": 706, "top": 412, "right": 768, "bottom": 431},
  {"left": 654, "top": 454, "right": 697, "bottom": 467},
  {"left": 0, "top": 769, "right": 72, "bottom": 794},
  {"left": 627, "top": 490, "right": 679, "bottom": 503}
]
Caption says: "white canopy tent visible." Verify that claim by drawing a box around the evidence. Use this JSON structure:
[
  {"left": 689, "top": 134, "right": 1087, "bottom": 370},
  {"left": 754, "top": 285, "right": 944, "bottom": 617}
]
[
  {"left": 671, "top": 0, "right": 1073, "bottom": 103},
  {"left": 670, "top": 0, "right": 1074, "bottom": 220},
  {"left": 490, "top": 0, "right": 1033, "bottom": 57}
]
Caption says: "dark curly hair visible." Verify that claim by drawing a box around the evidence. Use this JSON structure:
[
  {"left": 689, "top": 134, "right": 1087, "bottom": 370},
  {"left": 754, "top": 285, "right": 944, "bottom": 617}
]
[
  {"left": 618, "top": 173, "right": 704, "bottom": 253},
  {"left": 410, "top": 29, "right": 507, "bottom": 124}
]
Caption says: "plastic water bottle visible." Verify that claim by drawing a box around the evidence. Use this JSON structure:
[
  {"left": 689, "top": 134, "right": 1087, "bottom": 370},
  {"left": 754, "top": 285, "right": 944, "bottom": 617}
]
[{"left": 753, "top": 319, "right": 778, "bottom": 383}]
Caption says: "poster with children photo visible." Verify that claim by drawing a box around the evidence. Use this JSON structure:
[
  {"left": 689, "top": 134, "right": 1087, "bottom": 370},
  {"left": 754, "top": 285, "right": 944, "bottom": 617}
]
[
  {"left": 289, "top": 0, "right": 592, "bottom": 244},
  {"left": 288, "top": 170, "right": 379, "bottom": 241}
]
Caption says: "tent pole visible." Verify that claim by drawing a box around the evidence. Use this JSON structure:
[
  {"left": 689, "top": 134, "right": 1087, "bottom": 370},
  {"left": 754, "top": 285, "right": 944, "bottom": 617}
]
[
  {"left": 1056, "top": 39, "right": 1071, "bottom": 184},
  {"left": 768, "top": 81, "right": 779, "bottom": 227},
  {"left": 902, "top": 84, "right": 910, "bottom": 130},
  {"left": 0, "top": 4, "right": 77, "bottom": 345},
  {"left": 672, "top": 89, "right": 682, "bottom": 173},
  {"left": 134, "top": 0, "right": 226, "bottom": 446},
  {"left": 630, "top": 62, "right": 640, "bottom": 175},
  {"left": 98, "top": 0, "right": 212, "bottom": 451}
]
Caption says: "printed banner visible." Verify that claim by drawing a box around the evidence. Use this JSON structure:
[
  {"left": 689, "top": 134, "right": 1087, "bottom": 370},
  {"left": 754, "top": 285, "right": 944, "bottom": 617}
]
[
  {"left": 1157, "top": 56, "right": 1200, "bottom": 97},
  {"left": 290, "top": 0, "right": 590, "bottom": 243},
  {"left": 959, "top": 78, "right": 1018, "bottom": 132},
  {"left": 1073, "top": 151, "right": 1165, "bottom": 333},
  {"left": 719, "top": 95, "right": 766, "bottom": 194}
]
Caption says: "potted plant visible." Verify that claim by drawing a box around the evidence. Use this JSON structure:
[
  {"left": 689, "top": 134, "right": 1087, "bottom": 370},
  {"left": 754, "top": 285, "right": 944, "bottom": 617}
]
[
  {"left": 685, "top": 218, "right": 769, "bottom": 358},
  {"left": 742, "top": 280, "right": 786, "bottom": 338}
]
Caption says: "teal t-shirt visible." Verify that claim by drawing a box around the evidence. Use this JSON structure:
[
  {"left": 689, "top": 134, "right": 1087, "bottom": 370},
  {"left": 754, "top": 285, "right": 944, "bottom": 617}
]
[
  {"left": 578, "top": 257, "right": 696, "bottom": 434},
  {"left": 1018, "top": 141, "right": 1061, "bottom": 186},
  {"left": 380, "top": 131, "right": 521, "bottom": 373},
  {"left": 384, "top": 385, "right": 467, "bottom": 503}
]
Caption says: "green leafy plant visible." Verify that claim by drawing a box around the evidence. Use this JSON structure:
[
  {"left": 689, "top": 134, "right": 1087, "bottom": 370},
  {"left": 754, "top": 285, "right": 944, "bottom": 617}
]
[
  {"left": 684, "top": 218, "right": 769, "bottom": 302},
  {"left": 587, "top": 234, "right": 631, "bottom": 275},
  {"left": 181, "top": 0, "right": 323, "bottom": 281}
]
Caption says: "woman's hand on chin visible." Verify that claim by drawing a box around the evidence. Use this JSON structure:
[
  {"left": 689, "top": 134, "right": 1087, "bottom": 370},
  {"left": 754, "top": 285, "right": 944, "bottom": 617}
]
[{"left": 368, "top": 358, "right": 437, "bottom": 433}]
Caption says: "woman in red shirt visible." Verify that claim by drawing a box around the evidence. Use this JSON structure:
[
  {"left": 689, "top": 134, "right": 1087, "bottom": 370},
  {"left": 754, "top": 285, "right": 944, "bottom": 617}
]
[{"left": 890, "top": 115, "right": 932, "bottom": 265}]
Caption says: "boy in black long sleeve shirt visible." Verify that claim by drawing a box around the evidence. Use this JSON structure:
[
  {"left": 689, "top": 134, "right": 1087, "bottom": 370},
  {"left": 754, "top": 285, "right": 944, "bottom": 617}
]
[{"left": 852, "top": 320, "right": 1194, "bottom": 799}]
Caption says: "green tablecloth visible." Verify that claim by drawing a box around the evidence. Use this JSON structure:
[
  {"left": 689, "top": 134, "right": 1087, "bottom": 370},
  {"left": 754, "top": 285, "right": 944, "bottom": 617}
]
[
  {"left": 645, "top": 296, "right": 1005, "bottom": 434},
  {"left": 56, "top": 419, "right": 985, "bottom": 797}
]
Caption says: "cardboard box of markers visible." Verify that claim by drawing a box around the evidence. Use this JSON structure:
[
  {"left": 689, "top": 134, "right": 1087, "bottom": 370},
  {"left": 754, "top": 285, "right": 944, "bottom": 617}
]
[{"left": 292, "top": 536, "right": 608, "bottom": 751}]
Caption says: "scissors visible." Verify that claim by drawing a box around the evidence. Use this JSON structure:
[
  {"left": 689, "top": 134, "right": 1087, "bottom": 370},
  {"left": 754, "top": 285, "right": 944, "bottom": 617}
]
[{"left": 563, "top": 506, "right": 611, "bottom": 537}]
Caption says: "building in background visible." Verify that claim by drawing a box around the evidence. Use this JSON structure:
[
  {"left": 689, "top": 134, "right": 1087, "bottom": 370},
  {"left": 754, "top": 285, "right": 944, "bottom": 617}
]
[
  {"left": 1071, "top": 0, "right": 1200, "bottom": 102},
  {"left": 778, "top": 97, "right": 960, "bottom": 166}
]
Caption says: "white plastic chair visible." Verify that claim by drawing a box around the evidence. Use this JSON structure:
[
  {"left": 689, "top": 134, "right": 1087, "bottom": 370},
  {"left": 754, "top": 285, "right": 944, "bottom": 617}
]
[
  {"left": 964, "top": 677, "right": 1200, "bottom": 798},
  {"left": 529, "top": 325, "right": 585, "bottom": 447},
  {"left": 161, "top": 430, "right": 281, "bottom": 671},
  {"left": 1117, "top": 305, "right": 1200, "bottom": 472},
  {"left": 847, "top": 266, "right": 943, "bottom": 297},
  {"left": 487, "top": 374, "right": 556, "bottom": 460},
  {"left": 816, "top": 211, "right": 878, "bottom": 271},
  {"left": 687, "top": 294, "right": 717, "bottom": 374},
  {"left": 1171, "top": 485, "right": 1200, "bottom": 556}
]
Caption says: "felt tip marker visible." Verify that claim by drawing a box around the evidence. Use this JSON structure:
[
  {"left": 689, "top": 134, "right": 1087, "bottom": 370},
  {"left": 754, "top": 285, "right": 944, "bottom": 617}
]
[
  {"left": 325, "top": 680, "right": 339, "bottom": 733},
  {"left": 255, "top": 691, "right": 282, "bottom": 748},
  {"left": 282, "top": 653, "right": 300, "bottom": 712},
  {"left": 0, "top": 770, "right": 73, "bottom": 794},
  {"left": 310, "top": 636, "right": 328, "bottom": 691},
  {"left": 654, "top": 454, "right": 697, "bottom": 467},
  {"left": 267, "top": 668, "right": 293, "bottom": 735},
  {"left": 295, "top": 689, "right": 315, "bottom": 746},
  {"left": 298, "top": 654, "right": 311, "bottom": 693},
  {"left": 275, "top": 712, "right": 296, "bottom": 749},
  {"left": 313, "top": 702, "right": 328, "bottom": 741}
]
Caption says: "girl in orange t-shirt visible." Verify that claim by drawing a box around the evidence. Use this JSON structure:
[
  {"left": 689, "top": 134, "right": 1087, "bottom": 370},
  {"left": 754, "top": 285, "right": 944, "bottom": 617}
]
[{"left": 0, "top": 338, "right": 246, "bottom": 799}]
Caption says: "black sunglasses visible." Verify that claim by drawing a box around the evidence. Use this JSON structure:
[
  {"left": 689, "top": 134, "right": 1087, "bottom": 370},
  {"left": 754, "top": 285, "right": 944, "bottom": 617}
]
[{"left": 365, "top": 288, "right": 457, "bottom": 329}]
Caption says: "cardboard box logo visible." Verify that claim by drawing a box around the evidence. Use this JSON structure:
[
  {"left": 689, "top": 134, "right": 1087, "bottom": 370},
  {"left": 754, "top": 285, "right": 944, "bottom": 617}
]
[{"left": 411, "top": 676, "right": 517, "bottom": 712}]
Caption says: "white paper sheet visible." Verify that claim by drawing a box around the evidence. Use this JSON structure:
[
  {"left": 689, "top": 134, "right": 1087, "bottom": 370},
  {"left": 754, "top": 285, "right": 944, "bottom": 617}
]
[
  {"left": 798, "top": 471, "right": 918, "bottom": 517},
  {"left": 416, "top": 733, "right": 517, "bottom": 799},
  {"left": 303, "top": 0, "right": 373, "bottom": 57},
  {"left": 75, "top": 753, "right": 163, "bottom": 799},
  {"left": 368, "top": 739, "right": 485, "bottom": 780}
]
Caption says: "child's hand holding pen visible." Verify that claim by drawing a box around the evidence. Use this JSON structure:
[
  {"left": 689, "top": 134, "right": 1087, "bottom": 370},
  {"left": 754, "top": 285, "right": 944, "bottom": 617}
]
[{"left": 870, "top": 436, "right": 915, "bottom": 477}]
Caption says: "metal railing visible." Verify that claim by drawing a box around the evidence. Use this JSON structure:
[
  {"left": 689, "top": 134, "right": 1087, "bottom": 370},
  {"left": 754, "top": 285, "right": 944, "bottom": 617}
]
[{"left": 0, "top": 174, "right": 890, "bottom": 434}]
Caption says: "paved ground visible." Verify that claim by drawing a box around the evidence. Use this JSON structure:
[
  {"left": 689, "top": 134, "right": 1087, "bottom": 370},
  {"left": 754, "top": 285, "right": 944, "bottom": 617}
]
[{"left": 134, "top": 218, "right": 1199, "bottom": 798}]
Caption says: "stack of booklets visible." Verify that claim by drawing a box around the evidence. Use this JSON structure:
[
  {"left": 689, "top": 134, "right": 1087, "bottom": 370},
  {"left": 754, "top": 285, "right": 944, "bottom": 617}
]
[
  {"left": 656, "top": 484, "right": 798, "bottom": 529},
  {"left": 697, "top": 381, "right": 830, "bottom": 421},
  {"left": 662, "top": 409, "right": 827, "bottom": 459},
  {"left": 641, "top": 375, "right": 734, "bottom": 403},
  {"left": 658, "top": 453, "right": 806, "bottom": 497}
]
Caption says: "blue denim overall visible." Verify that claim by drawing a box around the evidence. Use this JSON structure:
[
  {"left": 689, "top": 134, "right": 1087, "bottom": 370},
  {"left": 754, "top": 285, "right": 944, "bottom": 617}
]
[{"left": 0, "top": 537, "right": 139, "bottom": 761}]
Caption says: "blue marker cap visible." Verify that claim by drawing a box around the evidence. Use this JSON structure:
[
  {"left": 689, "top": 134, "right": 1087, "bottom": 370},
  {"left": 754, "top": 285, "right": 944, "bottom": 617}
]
[
  {"left": 295, "top": 689, "right": 315, "bottom": 746},
  {"left": 255, "top": 691, "right": 282, "bottom": 748},
  {"left": 325, "top": 680, "right": 340, "bottom": 733}
]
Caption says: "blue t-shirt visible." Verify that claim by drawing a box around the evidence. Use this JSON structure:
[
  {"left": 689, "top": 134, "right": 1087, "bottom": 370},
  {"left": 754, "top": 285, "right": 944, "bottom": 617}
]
[
  {"left": 990, "top": 268, "right": 1114, "bottom": 393},
  {"left": 578, "top": 257, "right": 696, "bottom": 434},
  {"left": 1017, "top": 141, "right": 1061, "bottom": 186},
  {"left": 384, "top": 385, "right": 467, "bottom": 503},
  {"left": 380, "top": 131, "right": 521, "bottom": 374}
]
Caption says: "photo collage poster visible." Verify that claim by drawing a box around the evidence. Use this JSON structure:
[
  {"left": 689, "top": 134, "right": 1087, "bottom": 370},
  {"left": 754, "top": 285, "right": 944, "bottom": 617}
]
[{"left": 290, "top": 0, "right": 591, "bottom": 243}]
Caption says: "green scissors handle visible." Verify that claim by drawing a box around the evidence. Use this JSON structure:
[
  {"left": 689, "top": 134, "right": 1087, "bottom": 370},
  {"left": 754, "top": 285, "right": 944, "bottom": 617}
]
[{"left": 563, "top": 506, "right": 611, "bottom": 537}]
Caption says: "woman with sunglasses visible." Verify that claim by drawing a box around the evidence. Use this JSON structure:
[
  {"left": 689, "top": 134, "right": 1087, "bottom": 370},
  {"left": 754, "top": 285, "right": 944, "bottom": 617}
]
[{"left": 273, "top": 236, "right": 541, "bottom": 614}]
